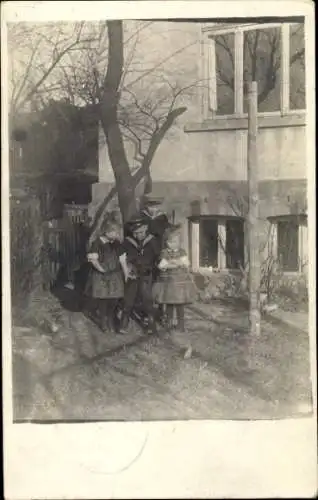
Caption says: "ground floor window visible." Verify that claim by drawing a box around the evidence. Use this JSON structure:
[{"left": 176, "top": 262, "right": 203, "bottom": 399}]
[
  {"left": 277, "top": 219, "right": 299, "bottom": 271},
  {"left": 199, "top": 219, "right": 218, "bottom": 267},
  {"left": 191, "top": 216, "right": 245, "bottom": 271},
  {"left": 225, "top": 219, "right": 245, "bottom": 270},
  {"left": 273, "top": 215, "right": 308, "bottom": 272}
]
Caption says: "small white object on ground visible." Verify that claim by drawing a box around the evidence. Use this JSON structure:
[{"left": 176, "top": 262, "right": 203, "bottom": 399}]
[
  {"left": 64, "top": 282, "right": 75, "bottom": 290},
  {"left": 184, "top": 345, "right": 193, "bottom": 359},
  {"left": 50, "top": 322, "right": 59, "bottom": 333},
  {"left": 263, "top": 303, "right": 278, "bottom": 313}
]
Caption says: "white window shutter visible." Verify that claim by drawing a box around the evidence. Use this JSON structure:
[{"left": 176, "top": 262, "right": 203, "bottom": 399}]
[
  {"left": 208, "top": 39, "right": 217, "bottom": 112},
  {"left": 217, "top": 220, "right": 227, "bottom": 269},
  {"left": 191, "top": 221, "right": 200, "bottom": 271},
  {"left": 280, "top": 23, "right": 290, "bottom": 115},
  {"left": 234, "top": 30, "right": 244, "bottom": 115}
]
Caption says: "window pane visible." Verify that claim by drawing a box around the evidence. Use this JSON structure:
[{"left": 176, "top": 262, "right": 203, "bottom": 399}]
[
  {"left": 290, "top": 23, "right": 306, "bottom": 110},
  {"left": 199, "top": 219, "right": 218, "bottom": 267},
  {"left": 225, "top": 219, "right": 244, "bottom": 269},
  {"left": 277, "top": 220, "right": 299, "bottom": 271},
  {"left": 243, "top": 27, "right": 281, "bottom": 113},
  {"left": 214, "top": 33, "right": 235, "bottom": 115}
]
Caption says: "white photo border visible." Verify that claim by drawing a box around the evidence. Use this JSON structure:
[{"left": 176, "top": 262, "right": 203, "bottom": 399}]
[{"left": 2, "top": 2, "right": 317, "bottom": 498}]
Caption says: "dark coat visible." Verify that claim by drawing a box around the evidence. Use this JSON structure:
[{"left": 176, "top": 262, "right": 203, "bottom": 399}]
[
  {"left": 84, "top": 238, "right": 124, "bottom": 299},
  {"left": 141, "top": 209, "right": 170, "bottom": 241},
  {"left": 119, "top": 234, "right": 161, "bottom": 278}
]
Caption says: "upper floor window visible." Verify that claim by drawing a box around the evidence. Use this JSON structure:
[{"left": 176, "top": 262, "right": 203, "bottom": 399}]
[
  {"left": 214, "top": 33, "right": 235, "bottom": 115},
  {"left": 289, "top": 23, "right": 305, "bottom": 110},
  {"left": 205, "top": 21, "right": 305, "bottom": 118}
]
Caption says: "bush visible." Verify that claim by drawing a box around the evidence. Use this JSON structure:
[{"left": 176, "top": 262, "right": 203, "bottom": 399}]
[{"left": 196, "top": 265, "right": 308, "bottom": 311}]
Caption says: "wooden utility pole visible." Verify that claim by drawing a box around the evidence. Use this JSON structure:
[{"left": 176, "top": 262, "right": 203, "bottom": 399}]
[{"left": 247, "top": 81, "right": 261, "bottom": 341}]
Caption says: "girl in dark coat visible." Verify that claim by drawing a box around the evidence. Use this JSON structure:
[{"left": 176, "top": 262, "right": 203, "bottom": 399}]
[{"left": 84, "top": 220, "right": 124, "bottom": 332}]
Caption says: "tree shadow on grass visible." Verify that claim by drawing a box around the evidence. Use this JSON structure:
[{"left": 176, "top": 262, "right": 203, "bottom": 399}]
[
  {"left": 13, "top": 353, "right": 67, "bottom": 421},
  {"left": 187, "top": 304, "right": 312, "bottom": 408},
  {"left": 47, "top": 333, "right": 152, "bottom": 379}
]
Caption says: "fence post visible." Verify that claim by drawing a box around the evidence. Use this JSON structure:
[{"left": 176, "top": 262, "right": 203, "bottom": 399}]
[{"left": 247, "top": 82, "right": 261, "bottom": 357}]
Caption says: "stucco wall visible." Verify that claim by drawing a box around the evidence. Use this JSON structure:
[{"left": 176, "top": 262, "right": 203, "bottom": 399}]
[
  {"left": 91, "top": 179, "right": 307, "bottom": 218},
  {"left": 98, "top": 20, "right": 307, "bottom": 185},
  {"left": 99, "top": 121, "right": 306, "bottom": 184},
  {"left": 90, "top": 178, "right": 307, "bottom": 256}
]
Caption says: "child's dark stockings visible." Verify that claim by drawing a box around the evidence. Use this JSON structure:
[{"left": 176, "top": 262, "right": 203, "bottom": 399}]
[
  {"left": 99, "top": 298, "right": 118, "bottom": 332},
  {"left": 166, "top": 304, "right": 185, "bottom": 332}
]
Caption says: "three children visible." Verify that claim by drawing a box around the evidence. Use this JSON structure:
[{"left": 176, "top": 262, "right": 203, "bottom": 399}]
[{"left": 84, "top": 203, "right": 196, "bottom": 340}]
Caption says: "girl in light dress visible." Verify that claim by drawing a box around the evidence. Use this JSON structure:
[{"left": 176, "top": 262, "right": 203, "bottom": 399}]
[{"left": 153, "top": 225, "right": 196, "bottom": 356}]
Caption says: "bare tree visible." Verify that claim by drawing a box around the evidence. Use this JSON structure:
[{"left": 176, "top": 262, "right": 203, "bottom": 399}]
[
  {"left": 8, "top": 22, "right": 101, "bottom": 116},
  {"left": 8, "top": 20, "right": 204, "bottom": 227},
  {"left": 54, "top": 21, "right": 202, "bottom": 231}
]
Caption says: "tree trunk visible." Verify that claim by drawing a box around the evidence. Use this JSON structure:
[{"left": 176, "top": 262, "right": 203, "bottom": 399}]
[
  {"left": 92, "top": 23, "right": 187, "bottom": 233},
  {"left": 100, "top": 112, "right": 137, "bottom": 222},
  {"left": 100, "top": 20, "right": 137, "bottom": 223}
]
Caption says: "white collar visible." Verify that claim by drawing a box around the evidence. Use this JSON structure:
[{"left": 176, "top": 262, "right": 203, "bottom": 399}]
[
  {"left": 142, "top": 233, "right": 154, "bottom": 246},
  {"left": 142, "top": 208, "right": 164, "bottom": 219},
  {"left": 126, "top": 234, "right": 154, "bottom": 248}
]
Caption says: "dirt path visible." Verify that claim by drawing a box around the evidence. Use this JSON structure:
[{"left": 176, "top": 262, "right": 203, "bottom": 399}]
[{"left": 12, "top": 300, "right": 313, "bottom": 421}]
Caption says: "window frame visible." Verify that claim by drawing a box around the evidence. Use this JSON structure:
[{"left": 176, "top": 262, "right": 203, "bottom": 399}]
[
  {"left": 189, "top": 215, "right": 245, "bottom": 274},
  {"left": 203, "top": 21, "right": 305, "bottom": 120},
  {"left": 268, "top": 214, "right": 308, "bottom": 275}
]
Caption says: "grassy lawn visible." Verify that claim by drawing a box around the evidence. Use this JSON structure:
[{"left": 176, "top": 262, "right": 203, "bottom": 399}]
[{"left": 12, "top": 292, "right": 313, "bottom": 421}]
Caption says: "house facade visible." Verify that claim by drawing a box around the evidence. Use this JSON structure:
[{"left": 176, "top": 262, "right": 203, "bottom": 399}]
[{"left": 92, "top": 20, "right": 308, "bottom": 290}]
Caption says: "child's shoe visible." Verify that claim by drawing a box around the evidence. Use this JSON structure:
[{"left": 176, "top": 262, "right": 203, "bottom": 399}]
[
  {"left": 147, "top": 316, "right": 158, "bottom": 335},
  {"left": 100, "top": 317, "right": 109, "bottom": 332},
  {"left": 118, "top": 314, "right": 129, "bottom": 334}
]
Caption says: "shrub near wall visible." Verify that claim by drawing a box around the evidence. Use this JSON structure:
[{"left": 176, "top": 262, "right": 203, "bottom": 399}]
[
  {"left": 271, "top": 272, "right": 308, "bottom": 311},
  {"left": 194, "top": 271, "right": 247, "bottom": 303},
  {"left": 195, "top": 269, "right": 308, "bottom": 312}
]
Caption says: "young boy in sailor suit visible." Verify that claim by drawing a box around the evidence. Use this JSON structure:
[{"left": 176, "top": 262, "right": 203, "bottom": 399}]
[
  {"left": 118, "top": 218, "right": 160, "bottom": 334},
  {"left": 140, "top": 195, "right": 170, "bottom": 324},
  {"left": 141, "top": 195, "right": 170, "bottom": 253}
]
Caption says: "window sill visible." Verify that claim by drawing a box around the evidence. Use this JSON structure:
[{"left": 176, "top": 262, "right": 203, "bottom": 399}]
[
  {"left": 193, "top": 267, "right": 305, "bottom": 277},
  {"left": 184, "top": 111, "right": 306, "bottom": 133},
  {"left": 193, "top": 267, "right": 243, "bottom": 276},
  {"left": 279, "top": 270, "right": 306, "bottom": 276}
]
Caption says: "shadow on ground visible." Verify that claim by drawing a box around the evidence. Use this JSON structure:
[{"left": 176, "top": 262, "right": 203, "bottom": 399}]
[{"left": 12, "top": 290, "right": 313, "bottom": 422}]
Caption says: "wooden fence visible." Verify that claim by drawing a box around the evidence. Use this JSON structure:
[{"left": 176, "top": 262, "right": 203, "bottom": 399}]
[
  {"left": 10, "top": 195, "right": 43, "bottom": 306},
  {"left": 63, "top": 204, "right": 89, "bottom": 224},
  {"left": 10, "top": 197, "right": 89, "bottom": 303},
  {"left": 42, "top": 216, "right": 88, "bottom": 289}
]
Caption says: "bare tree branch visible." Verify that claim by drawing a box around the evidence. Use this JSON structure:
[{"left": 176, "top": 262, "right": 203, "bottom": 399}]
[{"left": 132, "top": 106, "right": 187, "bottom": 191}]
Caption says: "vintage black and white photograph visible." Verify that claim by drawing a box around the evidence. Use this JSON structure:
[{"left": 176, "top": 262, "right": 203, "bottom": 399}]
[{"left": 5, "top": 12, "right": 314, "bottom": 423}]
